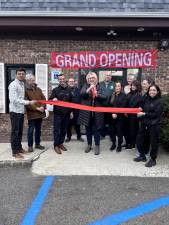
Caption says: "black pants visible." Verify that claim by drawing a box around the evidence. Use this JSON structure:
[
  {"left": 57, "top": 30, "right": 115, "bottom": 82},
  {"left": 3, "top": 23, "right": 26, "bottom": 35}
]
[
  {"left": 123, "top": 116, "right": 130, "bottom": 145},
  {"left": 53, "top": 114, "right": 69, "bottom": 147},
  {"left": 137, "top": 123, "right": 160, "bottom": 160},
  {"left": 10, "top": 112, "right": 24, "bottom": 154},
  {"left": 67, "top": 118, "right": 81, "bottom": 139},
  {"left": 128, "top": 115, "right": 139, "bottom": 147},
  {"left": 99, "top": 113, "right": 113, "bottom": 140},
  {"left": 85, "top": 120, "right": 100, "bottom": 146},
  {"left": 27, "top": 118, "right": 42, "bottom": 147},
  {"left": 110, "top": 118, "right": 124, "bottom": 147}
]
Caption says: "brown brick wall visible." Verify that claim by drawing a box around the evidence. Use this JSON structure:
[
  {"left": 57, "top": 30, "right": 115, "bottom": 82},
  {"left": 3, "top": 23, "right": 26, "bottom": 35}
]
[{"left": 0, "top": 38, "right": 169, "bottom": 140}]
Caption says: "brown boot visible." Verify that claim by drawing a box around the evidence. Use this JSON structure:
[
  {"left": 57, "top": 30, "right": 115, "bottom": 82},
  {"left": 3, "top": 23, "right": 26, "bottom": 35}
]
[
  {"left": 20, "top": 148, "right": 27, "bottom": 154},
  {"left": 13, "top": 153, "right": 24, "bottom": 159},
  {"left": 59, "top": 144, "right": 67, "bottom": 151},
  {"left": 54, "top": 146, "right": 62, "bottom": 154}
]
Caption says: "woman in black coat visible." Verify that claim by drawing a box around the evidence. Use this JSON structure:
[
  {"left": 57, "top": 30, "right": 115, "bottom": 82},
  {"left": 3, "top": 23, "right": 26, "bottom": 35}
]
[
  {"left": 126, "top": 80, "right": 142, "bottom": 149},
  {"left": 134, "top": 84, "right": 163, "bottom": 167},
  {"left": 109, "top": 82, "right": 127, "bottom": 152},
  {"left": 78, "top": 72, "right": 107, "bottom": 155}
]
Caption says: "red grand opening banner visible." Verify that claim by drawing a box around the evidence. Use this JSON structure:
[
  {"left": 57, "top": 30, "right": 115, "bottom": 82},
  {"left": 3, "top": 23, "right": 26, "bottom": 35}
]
[{"left": 50, "top": 50, "right": 157, "bottom": 69}]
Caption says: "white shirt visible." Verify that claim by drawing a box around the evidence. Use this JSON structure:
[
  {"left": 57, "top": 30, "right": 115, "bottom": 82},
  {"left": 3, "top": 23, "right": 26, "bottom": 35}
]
[{"left": 8, "top": 79, "right": 29, "bottom": 114}]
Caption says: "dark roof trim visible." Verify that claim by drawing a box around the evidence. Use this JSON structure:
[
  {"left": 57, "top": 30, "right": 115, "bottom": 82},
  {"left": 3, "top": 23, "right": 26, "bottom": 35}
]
[
  {"left": 0, "top": 11, "right": 169, "bottom": 18},
  {"left": 0, "top": 17, "right": 169, "bottom": 29},
  {"left": 0, "top": 17, "right": 169, "bottom": 28}
]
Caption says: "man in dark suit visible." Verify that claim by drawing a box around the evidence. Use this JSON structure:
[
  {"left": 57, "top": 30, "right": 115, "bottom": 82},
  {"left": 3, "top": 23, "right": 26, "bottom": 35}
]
[{"left": 65, "top": 78, "right": 84, "bottom": 142}]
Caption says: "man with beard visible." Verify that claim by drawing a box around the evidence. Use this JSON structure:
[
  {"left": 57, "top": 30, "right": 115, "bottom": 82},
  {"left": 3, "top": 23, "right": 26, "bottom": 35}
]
[{"left": 49, "top": 74, "right": 72, "bottom": 154}]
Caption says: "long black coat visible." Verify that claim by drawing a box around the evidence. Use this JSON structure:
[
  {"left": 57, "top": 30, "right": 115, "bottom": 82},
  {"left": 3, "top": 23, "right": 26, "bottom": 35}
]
[
  {"left": 70, "top": 86, "right": 81, "bottom": 122},
  {"left": 78, "top": 83, "right": 107, "bottom": 130}
]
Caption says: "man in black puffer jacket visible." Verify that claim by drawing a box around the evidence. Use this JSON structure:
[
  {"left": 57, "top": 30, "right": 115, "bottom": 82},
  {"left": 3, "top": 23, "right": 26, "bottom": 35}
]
[{"left": 49, "top": 74, "right": 72, "bottom": 154}]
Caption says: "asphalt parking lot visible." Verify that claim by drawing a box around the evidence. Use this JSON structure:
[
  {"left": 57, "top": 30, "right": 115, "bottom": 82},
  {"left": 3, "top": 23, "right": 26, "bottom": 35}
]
[{"left": 1, "top": 168, "right": 169, "bottom": 225}]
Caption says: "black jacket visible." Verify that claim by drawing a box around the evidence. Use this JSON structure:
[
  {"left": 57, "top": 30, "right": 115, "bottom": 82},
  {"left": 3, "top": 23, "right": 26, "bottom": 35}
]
[
  {"left": 70, "top": 86, "right": 81, "bottom": 104},
  {"left": 140, "top": 96, "right": 163, "bottom": 126},
  {"left": 49, "top": 85, "right": 72, "bottom": 115},
  {"left": 110, "top": 92, "right": 127, "bottom": 119},
  {"left": 127, "top": 90, "right": 143, "bottom": 108}
]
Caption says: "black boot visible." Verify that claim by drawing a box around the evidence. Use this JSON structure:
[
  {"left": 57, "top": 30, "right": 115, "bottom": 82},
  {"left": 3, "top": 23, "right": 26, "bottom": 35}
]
[
  {"left": 65, "top": 138, "right": 71, "bottom": 143},
  {"left": 125, "top": 144, "right": 131, "bottom": 149},
  {"left": 85, "top": 145, "right": 92, "bottom": 153},
  {"left": 77, "top": 137, "right": 84, "bottom": 142},
  {"left": 110, "top": 143, "right": 116, "bottom": 151},
  {"left": 145, "top": 159, "right": 156, "bottom": 167},
  {"left": 116, "top": 146, "right": 121, "bottom": 152},
  {"left": 35, "top": 144, "right": 45, "bottom": 150},
  {"left": 133, "top": 154, "right": 147, "bottom": 162}
]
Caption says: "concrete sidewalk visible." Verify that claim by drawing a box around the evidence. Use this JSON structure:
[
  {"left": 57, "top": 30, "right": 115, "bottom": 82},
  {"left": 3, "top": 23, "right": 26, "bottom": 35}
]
[
  {"left": 1, "top": 136, "right": 169, "bottom": 177},
  {"left": 0, "top": 142, "right": 49, "bottom": 167},
  {"left": 31, "top": 137, "right": 169, "bottom": 177}
]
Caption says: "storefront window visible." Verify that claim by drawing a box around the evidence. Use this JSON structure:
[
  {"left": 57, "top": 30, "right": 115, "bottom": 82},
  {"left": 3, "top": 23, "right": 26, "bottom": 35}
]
[
  {"left": 79, "top": 68, "right": 141, "bottom": 87},
  {"left": 98, "top": 69, "right": 123, "bottom": 82},
  {"left": 127, "top": 68, "right": 140, "bottom": 80}
]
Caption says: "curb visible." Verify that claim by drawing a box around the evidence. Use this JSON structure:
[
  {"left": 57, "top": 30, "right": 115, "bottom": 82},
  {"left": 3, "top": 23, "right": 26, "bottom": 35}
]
[
  {"left": 0, "top": 149, "right": 47, "bottom": 168},
  {"left": 0, "top": 160, "right": 33, "bottom": 168}
]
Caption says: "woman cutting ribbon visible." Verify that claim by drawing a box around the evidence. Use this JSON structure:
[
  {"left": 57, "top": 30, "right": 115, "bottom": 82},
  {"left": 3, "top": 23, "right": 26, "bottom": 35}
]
[{"left": 78, "top": 72, "right": 107, "bottom": 155}]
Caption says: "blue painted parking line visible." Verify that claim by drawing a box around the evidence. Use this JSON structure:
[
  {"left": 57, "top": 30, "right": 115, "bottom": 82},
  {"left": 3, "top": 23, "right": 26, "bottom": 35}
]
[
  {"left": 20, "top": 176, "right": 54, "bottom": 225},
  {"left": 87, "top": 195, "right": 169, "bottom": 225}
]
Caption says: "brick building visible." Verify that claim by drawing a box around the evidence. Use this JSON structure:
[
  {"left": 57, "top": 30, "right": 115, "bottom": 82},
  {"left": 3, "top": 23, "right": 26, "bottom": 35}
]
[{"left": 0, "top": 0, "right": 169, "bottom": 140}]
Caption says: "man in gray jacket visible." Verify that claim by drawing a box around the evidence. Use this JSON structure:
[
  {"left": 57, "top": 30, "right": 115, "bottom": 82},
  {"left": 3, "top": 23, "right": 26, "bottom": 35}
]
[
  {"left": 9, "top": 68, "right": 35, "bottom": 159},
  {"left": 99, "top": 71, "right": 115, "bottom": 140}
]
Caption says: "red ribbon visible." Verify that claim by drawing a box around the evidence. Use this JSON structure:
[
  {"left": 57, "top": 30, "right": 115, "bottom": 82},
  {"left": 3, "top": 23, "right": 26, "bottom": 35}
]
[
  {"left": 91, "top": 86, "right": 97, "bottom": 99},
  {"left": 38, "top": 100, "right": 141, "bottom": 114}
]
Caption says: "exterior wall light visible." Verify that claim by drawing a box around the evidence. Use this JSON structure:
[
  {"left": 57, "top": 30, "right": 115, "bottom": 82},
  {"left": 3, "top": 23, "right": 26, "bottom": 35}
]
[
  {"left": 107, "top": 30, "right": 117, "bottom": 36},
  {"left": 137, "top": 27, "right": 144, "bottom": 32},
  {"left": 158, "top": 39, "right": 169, "bottom": 51},
  {"left": 75, "top": 27, "right": 83, "bottom": 31}
]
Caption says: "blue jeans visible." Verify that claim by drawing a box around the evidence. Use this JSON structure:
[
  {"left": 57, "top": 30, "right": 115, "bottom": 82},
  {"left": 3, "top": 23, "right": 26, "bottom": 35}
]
[
  {"left": 53, "top": 114, "right": 69, "bottom": 147},
  {"left": 27, "top": 118, "right": 42, "bottom": 147}
]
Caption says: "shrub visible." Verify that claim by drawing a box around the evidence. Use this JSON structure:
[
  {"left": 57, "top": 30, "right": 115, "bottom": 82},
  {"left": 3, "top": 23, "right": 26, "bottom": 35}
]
[{"left": 161, "top": 94, "right": 169, "bottom": 149}]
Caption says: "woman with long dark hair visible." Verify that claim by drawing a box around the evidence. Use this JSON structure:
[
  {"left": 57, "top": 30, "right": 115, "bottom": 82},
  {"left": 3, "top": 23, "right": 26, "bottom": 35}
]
[
  {"left": 134, "top": 84, "right": 163, "bottom": 167},
  {"left": 109, "top": 82, "right": 127, "bottom": 152},
  {"left": 126, "top": 80, "right": 142, "bottom": 149}
]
